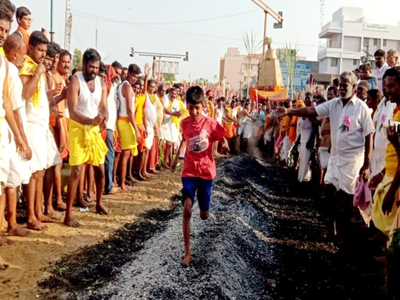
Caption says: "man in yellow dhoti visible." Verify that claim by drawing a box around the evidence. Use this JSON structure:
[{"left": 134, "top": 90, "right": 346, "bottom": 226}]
[
  {"left": 64, "top": 48, "right": 109, "bottom": 227},
  {"left": 116, "top": 63, "right": 141, "bottom": 192}
]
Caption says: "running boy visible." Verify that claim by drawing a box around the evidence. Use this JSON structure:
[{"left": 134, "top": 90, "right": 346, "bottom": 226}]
[{"left": 171, "top": 86, "right": 229, "bottom": 266}]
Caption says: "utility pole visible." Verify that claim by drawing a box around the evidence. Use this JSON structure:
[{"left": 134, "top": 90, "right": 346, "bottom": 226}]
[
  {"left": 251, "top": 0, "right": 283, "bottom": 57},
  {"left": 49, "top": 0, "right": 55, "bottom": 42}
]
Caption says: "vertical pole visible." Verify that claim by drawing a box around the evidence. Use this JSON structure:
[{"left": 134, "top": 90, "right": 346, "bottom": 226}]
[
  {"left": 263, "top": 12, "right": 268, "bottom": 59},
  {"left": 50, "top": 0, "right": 54, "bottom": 42}
]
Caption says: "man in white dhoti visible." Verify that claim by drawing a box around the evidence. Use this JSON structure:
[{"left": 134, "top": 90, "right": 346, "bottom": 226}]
[{"left": 277, "top": 71, "right": 375, "bottom": 242}]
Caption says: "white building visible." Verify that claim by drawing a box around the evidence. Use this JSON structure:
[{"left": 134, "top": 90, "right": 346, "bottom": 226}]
[{"left": 318, "top": 7, "right": 400, "bottom": 75}]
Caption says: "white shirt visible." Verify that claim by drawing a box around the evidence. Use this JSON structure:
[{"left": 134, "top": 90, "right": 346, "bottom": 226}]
[
  {"left": 315, "top": 95, "right": 375, "bottom": 194},
  {"left": 106, "top": 83, "right": 117, "bottom": 130},
  {"left": 370, "top": 97, "right": 397, "bottom": 176},
  {"left": 375, "top": 63, "right": 389, "bottom": 93},
  {"left": 76, "top": 73, "right": 102, "bottom": 119}
]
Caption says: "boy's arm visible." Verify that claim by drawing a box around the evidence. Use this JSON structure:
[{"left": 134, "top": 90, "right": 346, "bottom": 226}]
[{"left": 171, "top": 139, "right": 186, "bottom": 171}]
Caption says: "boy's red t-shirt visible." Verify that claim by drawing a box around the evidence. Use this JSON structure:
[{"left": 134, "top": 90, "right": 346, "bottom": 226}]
[{"left": 181, "top": 115, "right": 225, "bottom": 180}]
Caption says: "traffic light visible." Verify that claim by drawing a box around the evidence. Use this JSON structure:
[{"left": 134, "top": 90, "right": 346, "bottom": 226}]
[
  {"left": 273, "top": 11, "right": 283, "bottom": 29},
  {"left": 183, "top": 51, "right": 189, "bottom": 61},
  {"left": 130, "top": 47, "right": 134, "bottom": 57}
]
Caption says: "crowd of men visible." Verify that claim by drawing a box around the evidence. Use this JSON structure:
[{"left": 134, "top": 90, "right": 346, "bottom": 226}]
[{"left": 0, "top": 0, "right": 399, "bottom": 276}]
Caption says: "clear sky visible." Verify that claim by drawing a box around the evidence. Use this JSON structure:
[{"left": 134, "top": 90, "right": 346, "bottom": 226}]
[{"left": 10, "top": 0, "right": 399, "bottom": 81}]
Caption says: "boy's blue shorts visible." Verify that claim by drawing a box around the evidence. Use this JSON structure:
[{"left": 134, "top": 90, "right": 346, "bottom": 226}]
[{"left": 181, "top": 177, "right": 213, "bottom": 212}]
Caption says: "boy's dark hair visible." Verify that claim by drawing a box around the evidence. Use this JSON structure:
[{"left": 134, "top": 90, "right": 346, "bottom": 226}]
[
  {"left": 186, "top": 86, "right": 205, "bottom": 105},
  {"left": 50, "top": 42, "right": 62, "bottom": 54},
  {"left": 83, "top": 48, "right": 101, "bottom": 64},
  {"left": 60, "top": 49, "right": 71, "bottom": 59},
  {"left": 217, "top": 97, "right": 223, "bottom": 103},
  {"left": 359, "top": 63, "right": 371, "bottom": 72},
  {"left": 374, "top": 49, "right": 385, "bottom": 58},
  {"left": 122, "top": 67, "right": 128, "bottom": 71},
  {"left": 46, "top": 43, "right": 56, "bottom": 58},
  {"left": 147, "top": 79, "right": 156, "bottom": 85},
  {"left": 383, "top": 68, "right": 400, "bottom": 85},
  {"left": 29, "top": 31, "right": 48, "bottom": 46},
  {"left": 100, "top": 62, "right": 108, "bottom": 75},
  {"left": 0, "top": 4, "right": 12, "bottom": 22},
  {"left": 205, "top": 90, "right": 212, "bottom": 96},
  {"left": 111, "top": 60, "right": 123, "bottom": 70},
  {"left": 367, "top": 89, "right": 382, "bottom": 101},
  {"left": 133, "top": 81, "right": 142, "bottom": 87},
  {"left": 16, "top": 6, "right": 30, "bottom": 19},
  {"left": 128, "top": 63, "right": 141, "bottom": 75},
  {"left": 332, "top": 78, "right": 339, "bottom": 86}
]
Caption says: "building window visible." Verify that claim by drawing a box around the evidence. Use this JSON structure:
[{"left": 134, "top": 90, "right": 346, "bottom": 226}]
[
  {"left": 353, "top": 59, "right": 358, "bottom": 66},
  {"left": 383, "top": 39, "right": 387, "bottom": 47},
  {"left": 374, "top": 38, "right": 378, "bottom": 46},
  {"left": 331, "top": 58, "right": 339, "bottom": 67},
  {"left": 363, "top": 38, "right": 369, "bottom": 47}
]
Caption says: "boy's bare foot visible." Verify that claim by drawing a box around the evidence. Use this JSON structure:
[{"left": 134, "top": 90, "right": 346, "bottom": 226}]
[
  {"left": 8, "top": 225, "right": 30, "bottom": 237},
  {"left": 56, "top": 201, "right": 67, "bottom": 210},
  {"left": 163, "top": 164, "right": 171, "bottom": 170},
  {"left": 0, "top": 236, "right": 14, "bottom": 246},
  {"left": 64, "top": 217, "right": 80, "bottom": 227},
  {"left": 181, "top": 254, "right": 192, "bottom": 267},
  {"left": 96, "top": 204, "right": 108, "bottom": 215},
  {"left": 138, "top": 174, "right": 146, "bottom": 181},
  {"left": 0, "top": 256, "right": 9, "bottom": 270},
  {"left": 148, "top": 169, "right": 160, "bottom": 175},
  {"left": 27, "top": 220, "right": 48, "bottom": 231}
]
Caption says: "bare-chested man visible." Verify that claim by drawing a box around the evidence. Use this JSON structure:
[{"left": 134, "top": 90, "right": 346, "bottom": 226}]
[{"left": 64, "top": 48, "right": 108, "bottom": 227}]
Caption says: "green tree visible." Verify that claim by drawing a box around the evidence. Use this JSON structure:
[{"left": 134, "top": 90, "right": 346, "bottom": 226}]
[
  {"left": 281, "top": 43, "right": 299, "bottom": 100},
  {"left": 162, "top": 73, "right": 176, "bottom": 82},
  {"left": 242, "top": 31, "right": 262, "bottom": 98},
  {"left": 72, "top": 48, "right": 82, "bottom": 71}
]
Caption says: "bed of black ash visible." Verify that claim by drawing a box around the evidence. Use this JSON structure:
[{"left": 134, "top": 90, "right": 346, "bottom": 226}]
[{"left": 40, "top": 155, "right": 386, "bottom": 300}]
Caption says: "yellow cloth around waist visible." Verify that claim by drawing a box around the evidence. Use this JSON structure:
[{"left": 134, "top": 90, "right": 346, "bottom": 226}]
[
  {"left": 117, "top": 117, "right": 138, "bottom": 157},
  {"left": 371, "top": 175, "right": 400, "bottom": 236},
  {"left": 68, "top": 119, "right": 108, "bottom": 166}
]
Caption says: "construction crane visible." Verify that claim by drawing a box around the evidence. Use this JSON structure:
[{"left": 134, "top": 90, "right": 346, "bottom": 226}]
[
  {"left": 251, "top": 0, "right": 283, "bottom": 57},
  {"left": 64, "top": 0, "right": 72, "bottom": 51}
]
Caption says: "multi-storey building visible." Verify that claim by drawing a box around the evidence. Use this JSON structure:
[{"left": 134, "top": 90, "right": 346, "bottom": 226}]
[{"left": 318, "top": 7, "right": 400, "bottom": 75}]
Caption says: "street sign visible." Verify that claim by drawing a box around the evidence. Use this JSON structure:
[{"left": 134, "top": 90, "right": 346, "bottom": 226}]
[{"left": 156, "top": 60, "right": 180, "bottom": 75}]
